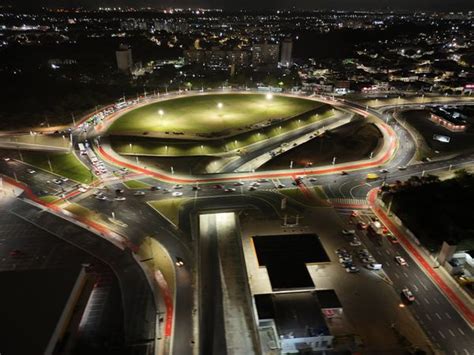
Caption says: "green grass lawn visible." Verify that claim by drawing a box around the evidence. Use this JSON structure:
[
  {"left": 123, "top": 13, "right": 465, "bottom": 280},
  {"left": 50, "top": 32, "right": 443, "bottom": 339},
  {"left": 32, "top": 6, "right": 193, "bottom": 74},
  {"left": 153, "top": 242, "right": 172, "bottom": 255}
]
[
  {"left": 109, "top": 93, "right": 320, "bottom": 136},
  {"left": 122, "top": 179, "right": 150, "bottom": 189},
  {"left": 148, "top": 198, "right": 191, "bottom": 227},
  {"left": 38, "top": 195, "right": 60, "bottom": 203},
  {"left": 111, "top": 105, "right": 334, "bottom": 157},
  {"left": 21, "top": 151, "right": 95, "bottom": 184}
]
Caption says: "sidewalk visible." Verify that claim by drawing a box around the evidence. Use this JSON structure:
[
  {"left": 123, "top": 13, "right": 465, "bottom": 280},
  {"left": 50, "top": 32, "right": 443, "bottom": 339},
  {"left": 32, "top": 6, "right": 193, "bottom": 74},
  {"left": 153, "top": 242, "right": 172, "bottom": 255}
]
[{"left": 368, "top": 188, "right": 474, "bottom": 328}]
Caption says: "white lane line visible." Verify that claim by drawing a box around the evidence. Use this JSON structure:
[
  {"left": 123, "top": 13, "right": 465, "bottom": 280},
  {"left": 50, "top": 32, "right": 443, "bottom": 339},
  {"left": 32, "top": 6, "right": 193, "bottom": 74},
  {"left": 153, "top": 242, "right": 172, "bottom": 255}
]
[
  {"left": 393, "top": 272, "right": 400, "bottom": 279},
  {"left": 424, "top": 297, "right": 430, "bottom": 304},
  {"left": 433, "top": 298, "right": 440, "bottom": 304},
  {"left": 438, "top": 330, "right": 446, "bottom": 339},
  {"left": 403, "top": 272, "right": 409, "bottom": 277},
  {"left": 419, "top": 280, "right": 428, "bottom": 291},
  {"left": 458, "top": 328, "right": 465, "bottom": 335},
  {"left": 448, "top": 329, "right": 456, "bottom": 337},
  {"left": 463, "top": 349, "right": 469, "bottom": 355},
  {"left": 376, "top": 250, "right": 382, "bottom": 256},
  {"left": 385, "top": 249, "right": 391, "bottom": 255},
  {"left": 445, "top": 312, "right": 452, "bottom": 319},
  {"left": 435, "top": 313, "right": 442, "bottom": 320},
  {"left": 412, "top": 284, "right": 419, "bottom": 292},
  {"left": 386, "top": 261, "right": 391, "bottom": 267},
  {"left": 425, "top": 313, "right": 432, "bottom": 321}
]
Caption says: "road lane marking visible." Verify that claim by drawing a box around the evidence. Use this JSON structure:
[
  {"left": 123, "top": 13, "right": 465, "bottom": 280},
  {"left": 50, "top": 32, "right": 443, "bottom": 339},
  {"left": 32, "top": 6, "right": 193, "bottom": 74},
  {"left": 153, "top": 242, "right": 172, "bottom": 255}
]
[
  {"left": 435, "top": 313, "right": 442, "bottom": 320},
  {"left": 376, "top": 250, "right": 382, "bottom": 256},
  {"left": 425, "top": 314, "right": 432, "bottom": 321},
  {"left": 386, "top": 261, "right": 390, "bottom": 267},
  {"left": 433, "top": 298, "right": 440, "bottom": 304},
  {"left": 419, "top": 280, "right": 428, "bottom": 290},
  {"left": 448, "top": 329, "right": 456, "bottom": 337},
  {"left": 438, "top": 330, "right": 446, "bottom": 339},
  {"left": 445, "top": 312, "right": 452, "bottom": 319},
  {"left": 463, "top": 349, "right": 469, "bottom": 355},
  {"left": 403, "top": 272, "right": 409, "bottom": 277},
  {"left": 385, "top": 249, "right": 391, "bottom": 255},
  {"left": 412, "top": 284, "right": 418, "bottom": 292},
  {"left": 393, "top": 272, "right": 400, "bottom": 279},
  {"left": 458, "top": 328, "right": 465, "bottom": 335},
  {"left": 424, "top": 297, "right": 430, "bottom": 304}
]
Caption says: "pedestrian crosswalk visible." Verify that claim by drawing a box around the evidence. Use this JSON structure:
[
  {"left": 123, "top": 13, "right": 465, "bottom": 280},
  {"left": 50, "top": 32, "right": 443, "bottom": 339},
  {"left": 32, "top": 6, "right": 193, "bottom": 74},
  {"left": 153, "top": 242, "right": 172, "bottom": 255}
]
[{"left": 329, "top": 198, "right": 369, "bottom": 208}]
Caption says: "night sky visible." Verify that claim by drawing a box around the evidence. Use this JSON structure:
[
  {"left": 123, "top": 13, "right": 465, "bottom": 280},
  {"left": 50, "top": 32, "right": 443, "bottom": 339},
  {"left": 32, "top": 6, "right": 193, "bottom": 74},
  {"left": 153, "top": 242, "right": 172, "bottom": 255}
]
[{"left": 8, "top": 0, "right": 474, "bottom": 11}]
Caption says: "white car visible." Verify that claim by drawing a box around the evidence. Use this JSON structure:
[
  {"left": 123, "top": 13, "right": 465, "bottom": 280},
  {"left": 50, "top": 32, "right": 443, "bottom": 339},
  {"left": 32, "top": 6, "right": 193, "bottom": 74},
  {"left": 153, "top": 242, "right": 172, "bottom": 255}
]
[
  {"left": 78, "top": 187, "right": 87, "bottom": 193},
  {"left": 395, "top": 256, "right": 408, "bottom": 266},
  {"left": 398, "top": 166, "right": 407, "bottom": 170},
  {"left": 61, "top": 177, "right": 69, "bottom": 182},
  {"left": 402, "top": 287, "right": 415, "bottom": 302},
  {"left": 342, "top": 229, "right": 356, "bottom": 235},
  {"left": 173, "top": 184, "right": 183, "bottom": 189},
  {"left": 172, "top": 191, "right": 183, "bottom": 197},
  {"left": 277, "top": 183, "right": 286, "bottom": 188},
  {"left": 134, "top": 191, "right": 146, "bottom": 196},
  {"left": 233, "top": 181, "right": 244, "bottom": 186},
  {"left": 26, "top": 168, "right": 36, "bottom": 174},
  {"left": 95, "top": 194, "right": 107, "bottom": 200},
  {"left": 350, "top": 239, "right": 362, "bottom": 247},
  {"left": 115, "top": 196, "right": 126, "bottom": 201},
  {"left": 53, "top": 179, "right": 62, "bottom": 185},
  {"left": 224, "top": 188, "right": 236, "bottom": 192},
  {"left": 309, "top": 177, "right": 318, "bottom": 182}
]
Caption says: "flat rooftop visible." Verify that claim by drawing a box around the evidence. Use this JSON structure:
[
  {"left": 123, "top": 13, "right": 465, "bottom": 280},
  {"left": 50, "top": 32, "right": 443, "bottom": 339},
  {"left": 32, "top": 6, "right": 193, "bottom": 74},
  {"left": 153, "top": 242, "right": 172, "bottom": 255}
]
[
  {"left": 0, "top": 267, "right": 83, "bottom": 355},
  {"left": 253, "top": 234, "right": 330, "bottom": 290},
  {"left": 255, "top": 292, "right": 330, "bottom": 338},
  {"left": 431, "top": 107, "right": 467, "bottom": 126}
]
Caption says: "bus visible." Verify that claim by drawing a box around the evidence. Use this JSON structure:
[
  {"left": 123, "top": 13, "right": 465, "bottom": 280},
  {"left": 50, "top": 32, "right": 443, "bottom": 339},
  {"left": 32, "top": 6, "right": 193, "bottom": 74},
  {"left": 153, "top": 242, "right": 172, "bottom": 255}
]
[{"left": 78, "top": 143, "right": 87, "bottom": 155}]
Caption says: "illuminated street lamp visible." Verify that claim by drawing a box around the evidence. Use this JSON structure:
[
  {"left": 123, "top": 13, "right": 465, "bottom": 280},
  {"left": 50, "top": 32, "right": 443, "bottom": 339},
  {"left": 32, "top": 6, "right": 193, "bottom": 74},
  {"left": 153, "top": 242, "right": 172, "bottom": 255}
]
[
  {"left": 266, "top": 93, "right": 273, "bottom": 100},
  {"left": 158, "top": 109, "right": 164, "bottom": 116},
  {"left": 217, "top": 102, "right": 223, "bottom": 109}
]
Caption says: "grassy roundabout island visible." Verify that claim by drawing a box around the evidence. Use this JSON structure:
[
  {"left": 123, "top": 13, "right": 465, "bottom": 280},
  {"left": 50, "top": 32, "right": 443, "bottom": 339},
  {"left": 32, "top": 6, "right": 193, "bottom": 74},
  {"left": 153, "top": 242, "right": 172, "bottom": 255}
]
[{"left": 108, "top": 93, "right": 321, "bottom": 138}]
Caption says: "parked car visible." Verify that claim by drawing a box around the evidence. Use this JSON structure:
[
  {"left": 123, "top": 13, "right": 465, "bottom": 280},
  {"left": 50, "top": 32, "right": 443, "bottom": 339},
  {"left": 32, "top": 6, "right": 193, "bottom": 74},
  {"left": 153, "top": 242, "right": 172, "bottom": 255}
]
[
  {"left": 342, "top": 229, "right": 356, "bottom": 235},
  {"left": 346, "top": 266, "right": 360, "bottom": 273}
]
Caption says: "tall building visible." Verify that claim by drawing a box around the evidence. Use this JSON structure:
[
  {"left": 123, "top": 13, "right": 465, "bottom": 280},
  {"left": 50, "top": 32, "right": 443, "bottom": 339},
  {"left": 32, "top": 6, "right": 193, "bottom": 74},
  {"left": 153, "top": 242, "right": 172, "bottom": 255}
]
[
  {"left": 116, "top": 44, "right": 133, "bottom": 72},
  {"left": 280, "top": 37, "right": 293, "bottom": 67},
  {"left": 252, "top": 42, "right": 280, "bottom": 67}
]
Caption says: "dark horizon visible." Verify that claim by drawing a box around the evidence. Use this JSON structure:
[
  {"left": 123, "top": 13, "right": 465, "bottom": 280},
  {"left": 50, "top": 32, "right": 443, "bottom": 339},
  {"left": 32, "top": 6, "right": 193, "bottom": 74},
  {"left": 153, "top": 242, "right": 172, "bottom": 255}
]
[{"left": 4, "top": 0, "right": 474, "bottom": 11}]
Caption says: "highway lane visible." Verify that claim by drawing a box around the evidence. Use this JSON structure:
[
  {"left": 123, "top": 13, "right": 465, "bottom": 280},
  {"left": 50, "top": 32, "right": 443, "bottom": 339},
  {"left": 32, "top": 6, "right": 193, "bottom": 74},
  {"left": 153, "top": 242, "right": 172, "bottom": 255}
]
[{"left": 352, "top": 212, "right": 474, "bottom": 354}]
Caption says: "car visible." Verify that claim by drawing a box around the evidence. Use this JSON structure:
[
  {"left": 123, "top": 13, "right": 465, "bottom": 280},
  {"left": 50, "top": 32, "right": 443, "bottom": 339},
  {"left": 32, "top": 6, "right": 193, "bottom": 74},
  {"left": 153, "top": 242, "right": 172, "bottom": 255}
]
[
  {"left": 95, "top": 195, "right": 107, "bottom": 200},
  {"left": 192, "top": 186, "right": 201, "bottom": 191},
  {"left": 350, "top": 210, "right": 359, "bottom": 217},
  {"left": 398, "top": 166, "right": 407, "bottom": 170},
  {"left": 342, "top": 229, "right": 356, "bottom": 235},
  {"left": 53, "top": 179, "right": 62, "bottom": 185},
  {"left": 361, "top": 257, "right": 376, "bottom": 264},
  {"left": 78, "top": 187, "right": 87, "bottom": 193},
  {"left": 379, "top": 169, "right": 389, "bottom": 173},
  {"left": 61, "top": 177, "right": 69, "bottom": 182},
  {"left": 401, "top": 288, "right": 415, "bottom": 302},
  {"left": 115, "top": 189, "right": 124, "bottom": 194},
  {"left": 134, "top": 191, "right": 146, "bottom": 196},
  {"left": 248, "top": 186, "right": 257, "bottom": 191},
  {"left": 162, "top": 188, "right": 170, "bottom": 193},
  {"left": 277, "top": 183, "right": 286, "bottom": 188},
  {"left": 367, "top": 263, "right": 383, "bottom": 270},
  {"left": 150, "top": 186, "right": 161, "bottom": 191},
  {"left": 115, "top": 196, "right": 126, "bottom": 201},
  {"left": 395, "top": 256, "right": 408, "bottom": 266},
  {"left": 350, "top": 239, "right": 362, "bottom": 247},
  {"left": 341, "top": 171, "right": 348, "bottom": 175},
  {"left": 26, "top": 168, "right": 36, "bottom": 174},
  {"left": 173, "top": 184, "right": 183, "bottom": 189},
  {"left": 339, "top": 256, "right": 352, "bottom": 263},
  {"left": 309, "top": 177, "right": 318, "bottom": 182},
  {"left": 341, "top": 261, "right": 353, "bottom": 268},
  {"left": 250, "top": 182, "right": 261, "bottom": 187},
  {"left": 357, "top": 222, "right": 368, "bottom": 230},
  {"left": 335, "top": 248, "right": 348, "bottom": 255},
  {"left": 213, "top": 184, "right": 224, "bottom": 189},
  {"left": 175, "top": 257, "right": 185, "bottom": 267},
  {"left": 233, "top": 181, "right": 244, "bottom": 186},
  {"left": 257, "top": 178, "right": 269, "bottom": 183},
  {"left": 172, "top": 191, "right": 183, "bottom": 197},
  {"left": 387, "top": 234, "right": 399, "bottom": 243},
  {"left": 422, "top": 157, "right": 432, "bottom": 163},
  {"left": 346, "top": 266, "right": 360, "bottom": 273},
  {"left": 224, "top": 188, "right": 236, "bottom": 192}
]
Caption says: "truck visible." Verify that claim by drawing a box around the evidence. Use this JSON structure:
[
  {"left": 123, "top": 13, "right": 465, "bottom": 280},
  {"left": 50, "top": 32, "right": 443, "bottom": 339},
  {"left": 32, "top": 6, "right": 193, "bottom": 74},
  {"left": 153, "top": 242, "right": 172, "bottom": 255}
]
[{"left": 77, "top": 143, "right": 87, "bottom": 155}]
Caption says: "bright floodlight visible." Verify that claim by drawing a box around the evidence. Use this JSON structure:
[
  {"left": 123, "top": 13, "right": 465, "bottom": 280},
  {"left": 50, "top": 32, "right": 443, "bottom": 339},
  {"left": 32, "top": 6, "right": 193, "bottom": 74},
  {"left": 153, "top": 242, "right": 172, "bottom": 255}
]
[
  {"left": 217, "top": 102, "right": 223, "bottom": 109},
  {"left": 266, "top": 93, "right": 273, "bottom": 100},
  {"left": 158, "top": 109, "right": 164, "bottom": 116}
]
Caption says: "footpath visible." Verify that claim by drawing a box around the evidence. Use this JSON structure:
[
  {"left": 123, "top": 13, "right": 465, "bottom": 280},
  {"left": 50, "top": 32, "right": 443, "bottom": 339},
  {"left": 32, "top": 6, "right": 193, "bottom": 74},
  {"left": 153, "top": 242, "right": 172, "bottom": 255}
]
[{"left": 367, "top": 189, "right": 474, "bottom": 328}]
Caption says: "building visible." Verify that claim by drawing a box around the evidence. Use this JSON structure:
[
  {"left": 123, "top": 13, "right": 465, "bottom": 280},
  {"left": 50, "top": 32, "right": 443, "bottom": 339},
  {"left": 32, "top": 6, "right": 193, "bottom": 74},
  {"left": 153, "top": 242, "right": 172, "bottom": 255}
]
[
  {"left": 429, "top": 108, "right": 468, "bottom": 132},
  {"left": 252, "top": 42, "right": 280, "bottom": 67},
  {"left": 116, "top": 44, "right": 133, "bottom": 72},
  {"left": 280, "top": 38, "right": 293, "bottom": 67},
  {"left": 0, "top": 266, "right": 93, "bottom": 355},
  {"left": 184, "top": 48, "right": 251, "bottom": 69}
]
